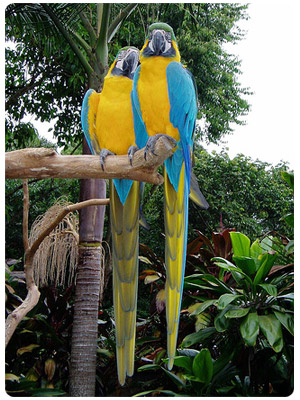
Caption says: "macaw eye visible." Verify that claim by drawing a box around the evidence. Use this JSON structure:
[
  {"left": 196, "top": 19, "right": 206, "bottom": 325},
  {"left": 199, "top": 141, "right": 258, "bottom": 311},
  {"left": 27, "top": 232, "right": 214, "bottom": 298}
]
[
  {"left": 149, "top": 31, "right": 153, "bottom": 40},
  {"left": 165, "top": 31, "right": 172, "bottom": 41},
  {"left": 118, "top": 50, "right": 126, "bottom": 60}
]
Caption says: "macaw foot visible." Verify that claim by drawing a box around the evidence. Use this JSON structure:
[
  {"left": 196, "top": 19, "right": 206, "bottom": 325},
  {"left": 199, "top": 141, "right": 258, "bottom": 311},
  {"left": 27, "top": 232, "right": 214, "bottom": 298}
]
[
  {"left": 100, "top": 148, "right": 115, "bottom": 171},
  {"left": 144, "top": 134, "right": 177, "bottom": 160},
  {"left": 127, "top": 145, "right": 139, "bottom": 166}
]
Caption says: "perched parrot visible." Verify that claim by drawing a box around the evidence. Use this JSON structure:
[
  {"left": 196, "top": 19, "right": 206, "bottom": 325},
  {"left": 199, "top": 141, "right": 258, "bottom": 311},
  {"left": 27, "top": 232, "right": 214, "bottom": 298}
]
[
  {"left": 131, "top": 23, "right": 209, "bottom": 370},
  {"left": 81, "top": 47, "right": 140, "bottom": 385}
]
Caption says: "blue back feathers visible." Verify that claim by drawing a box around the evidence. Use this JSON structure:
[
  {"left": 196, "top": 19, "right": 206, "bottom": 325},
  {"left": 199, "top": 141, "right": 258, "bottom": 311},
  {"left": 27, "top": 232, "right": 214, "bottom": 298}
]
[{"left": 81, "top": 89, "right": 97, "bottom": 154}]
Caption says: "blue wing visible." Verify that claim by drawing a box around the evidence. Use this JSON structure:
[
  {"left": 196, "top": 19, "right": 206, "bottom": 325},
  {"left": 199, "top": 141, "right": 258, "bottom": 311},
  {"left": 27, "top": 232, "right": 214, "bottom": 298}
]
[
  {"left": 81, "top": 88, "right": 101, "bottom": 155},
  {"left": 165, "top": 62, "right": 197, "bottom": 192},
  {"left": 167, "top": 62, "right": 197, "bottom": 148},
  {"left": 131, "top": 66, "right": 149, "bottom": 149}
]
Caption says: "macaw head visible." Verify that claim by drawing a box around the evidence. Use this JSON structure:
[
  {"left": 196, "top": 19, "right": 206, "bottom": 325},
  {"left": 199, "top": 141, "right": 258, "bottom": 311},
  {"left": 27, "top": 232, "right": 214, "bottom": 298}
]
[
  {"left": 109, "top": 46, "right": 140, "bottom": 80},
  {"left": 141, "top": 22, "right": 180, "bottom": 61}
]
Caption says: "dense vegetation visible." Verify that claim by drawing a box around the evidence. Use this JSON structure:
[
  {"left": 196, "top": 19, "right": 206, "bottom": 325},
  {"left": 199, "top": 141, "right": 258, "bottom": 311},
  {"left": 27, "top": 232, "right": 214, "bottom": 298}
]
[
  {"left": 5, "top": 3, "right": 294, "bottom": 397},
  {"left": 5, "top": 145, "right": 294, "bottom": 396}
]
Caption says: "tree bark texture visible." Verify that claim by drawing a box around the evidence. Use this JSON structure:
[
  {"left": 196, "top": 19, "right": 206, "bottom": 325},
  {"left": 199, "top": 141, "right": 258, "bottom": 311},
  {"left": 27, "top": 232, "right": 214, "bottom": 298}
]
[
  {"left": 79, "top": 141, "right": 107, "bottom": 243},
  {"left": 69, "top": 138, "right": 106, "bottom": 397},
  {"left": 69, "top": 245, "right": 103, "bottom": 397}
]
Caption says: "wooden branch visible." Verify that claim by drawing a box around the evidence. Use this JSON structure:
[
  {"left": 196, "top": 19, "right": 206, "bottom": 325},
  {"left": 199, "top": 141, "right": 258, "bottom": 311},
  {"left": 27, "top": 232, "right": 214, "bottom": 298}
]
[
  {"left": 5, "top": 136, "right": 176, "bottom": 184},
  {"left": 5, "top": 197, "right": 109, "bottom": 348},
  {"left": 22, "top": 180, "right": 29, "bottom": 251}
]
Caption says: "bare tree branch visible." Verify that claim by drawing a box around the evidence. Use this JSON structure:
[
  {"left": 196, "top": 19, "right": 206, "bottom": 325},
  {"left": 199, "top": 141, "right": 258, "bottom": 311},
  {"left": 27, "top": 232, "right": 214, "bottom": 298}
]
[{"left": 5, "top": 135, "right": 176, "bottom": 184}]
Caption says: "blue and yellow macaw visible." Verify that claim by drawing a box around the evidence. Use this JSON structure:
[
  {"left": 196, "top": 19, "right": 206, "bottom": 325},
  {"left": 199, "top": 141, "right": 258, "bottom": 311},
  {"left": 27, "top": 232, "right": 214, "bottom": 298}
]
[
  {"left": 81, "top": 47, "right": 140, "bottom": 385},
  {"left": 131, "top": 23, "right": 209, "bottom": 370}
]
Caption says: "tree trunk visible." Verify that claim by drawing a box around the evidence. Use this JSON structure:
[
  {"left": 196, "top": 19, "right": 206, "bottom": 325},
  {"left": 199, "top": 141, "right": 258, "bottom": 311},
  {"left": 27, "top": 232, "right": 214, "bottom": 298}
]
[
  {"left": 69, "top": 244, "right": 104, "bottom": 396},
  {"left": 69, "top": 139, "right": 107, "bottom": 396}
]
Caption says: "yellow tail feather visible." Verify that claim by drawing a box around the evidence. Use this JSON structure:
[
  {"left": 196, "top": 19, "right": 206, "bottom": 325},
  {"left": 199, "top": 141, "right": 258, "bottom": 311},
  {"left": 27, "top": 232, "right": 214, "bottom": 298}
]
[
  {"left": 164, "top": 165, "right": 187, "bottom": 369},
  {"left": 111, "top": 180, "right": 139, "bottom": 385}
]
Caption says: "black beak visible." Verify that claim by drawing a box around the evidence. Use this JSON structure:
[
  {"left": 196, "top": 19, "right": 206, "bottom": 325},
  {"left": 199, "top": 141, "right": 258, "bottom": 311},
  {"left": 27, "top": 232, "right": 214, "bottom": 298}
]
[
  {"left": 123, "top": 51, "right": 139, "bottom": 78},
  {"left": 152, "top": 30, "right": 165, "bottom": 55}
]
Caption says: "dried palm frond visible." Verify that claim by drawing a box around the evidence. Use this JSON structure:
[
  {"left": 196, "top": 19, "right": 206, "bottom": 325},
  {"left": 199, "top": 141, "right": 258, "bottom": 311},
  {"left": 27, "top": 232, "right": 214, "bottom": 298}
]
[{"left": 29, "top": 196, "right": 79, "bottom": 288}]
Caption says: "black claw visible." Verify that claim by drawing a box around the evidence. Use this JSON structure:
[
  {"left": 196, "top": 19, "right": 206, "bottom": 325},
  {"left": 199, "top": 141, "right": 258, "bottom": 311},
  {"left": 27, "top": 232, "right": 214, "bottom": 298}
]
[
  {"left": 144, "top": 134, "right": 176, "bottom": 160},
  {"left": 128, "top": 145, "right": 139, "bottom": 166},
  {"left": 100, "top": 149, "right": 115, "bottom": 171}
]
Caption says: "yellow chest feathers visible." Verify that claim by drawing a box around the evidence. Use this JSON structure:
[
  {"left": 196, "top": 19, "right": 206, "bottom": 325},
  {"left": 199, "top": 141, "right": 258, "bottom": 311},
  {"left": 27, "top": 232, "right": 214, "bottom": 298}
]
[
  {"left": 96, "top": 76, "right": 136, "bottom": 155},
  {"left": 137, "top": 57, "right": 180, "bottom": 141}
]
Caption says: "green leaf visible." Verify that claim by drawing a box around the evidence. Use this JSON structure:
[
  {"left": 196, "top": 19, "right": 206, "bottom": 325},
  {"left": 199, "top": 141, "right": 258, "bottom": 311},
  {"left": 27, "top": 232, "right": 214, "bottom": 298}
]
[
  {"left": 134, "top": 389, "right": 186, "bottom": 397},
  {"left": 214, "top": 307, "right": 232, "bottom": 332},
  {"left": 253, "top": 252, "right": 277, "bottom": 286},
  {"left": 270, "top": 305, "right": 293, "bottom": 314},
  {"left": 137, "top": 364, "right": 161, "bottom": 372},
  {"left": 281, "top": 213, "right": 294, "bottom": 228},
  {"left": 260, "top": 236, "right": 274, "bottom": 253},
  {"left": 181, "top": 327, "right": 216, "bottom": 348},
  {"left": 173, "top": 356, "right": 193, "bottom": 373},
  {"left": 285, "top": 239, "right": 294, "bottom": 254},
  {"left": 182, "top": 374, "right": 204, "bottom": 382},
  {"left": 216, "top": 386, "right": 235, "bottom": 395},
  {"left": 240, "top": 312, "right": 259, "bottom": 346},
  {"left": 217, "top": 293, "right": 243, "bottom": 310},
  {"left": 97, "top": 348, "right": 113, "bottom": 358},
  {"left": 258, "top": 283, "right": 277, "bottom": 297},
  {"left": 177, "top": 348, "right": 200, "bottom": 358},
  {"left": 230, "top": 232, "right": 250, "bottom": 257},
  {"left": 233, "top": 256, "right": 256, "bottom": 276},
  {"left": 274, "top": 311, "right": 294, "bottom": 335},
  {"left": 195, "top": 313, "right": 211, "bottom": 331},
  {"left": 212, "top": 257, "right": 236, "bottom": 269},
  {"left": 135, "top": 336, "right": 160, "bottom": 345},
  {"left": 213, "top": 259, "right": 253, "bottom": 289},
  {"left": 190, "top": 299, "right": 216, "bottom": 315},
  {"left": 250, "top": 239, "right": 263, "bottom": 260},
  {"left": 161, "top": 367, "right": 185, "bottom": 388},
  {"left": 31, "top": 388, "right": 66, "bottom": 397},
  {"left": 225, "top": 307, "right": 250, "bottom": 319},
  {"left": 281, "top": 171, "right": 294, "bottom": 190},
  {"left": 258, "top": 314, "right": 283, "bottom": 352},
  {"left": 200, "top": 274, "right": 233, "bottom": 294},
  {"left": 192, "top": 348, "right": 213, "bottom": 384}
]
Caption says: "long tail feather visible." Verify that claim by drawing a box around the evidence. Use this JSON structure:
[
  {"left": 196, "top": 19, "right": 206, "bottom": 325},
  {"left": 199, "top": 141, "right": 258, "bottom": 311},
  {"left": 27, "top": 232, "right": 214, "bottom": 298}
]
[
  {"left": 164, "top": 163, "right": 189, "bottom": 369},
  {"left": 111, "top": 180, "right": 139, "bottom": 385}
]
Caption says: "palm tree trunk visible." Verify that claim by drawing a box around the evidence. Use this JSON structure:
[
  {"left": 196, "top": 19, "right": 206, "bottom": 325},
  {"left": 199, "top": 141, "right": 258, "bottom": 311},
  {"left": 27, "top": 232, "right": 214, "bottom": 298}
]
[
  {"left": 69, "top": 244, "right": 104, "bottom": 396},
  {"left": 69, "top": 139, "right": 107, "bottom": 396}
]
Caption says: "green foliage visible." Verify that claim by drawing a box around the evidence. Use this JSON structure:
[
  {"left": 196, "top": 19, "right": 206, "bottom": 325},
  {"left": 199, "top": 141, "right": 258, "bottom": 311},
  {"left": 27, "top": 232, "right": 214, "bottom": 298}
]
[
  {"left": 5, "top": 3, "right": 294, "bottom": 396},
  {"left": 5, "top": 39, "right": 85, "bottom": 150},
  {"left": 135, "top": 347, "right": 238, "bottom": 396},
  {"left": 5, "top": 276, "right": 75, "bottom": 396},
  {"left": 114, "top": 3, "right": 251, "bottom": 143},
  {"left": 182, "top": 231, "right": 293, "bottom": 395},
  {"left": 192, "top": 147, "right": 294, "bottom": 240},
  {"left": 6, "top": 3, "right": 251, "bottom": 149},
  {"left": 141, "top": 148, "right": 294, "bottom": 258}
]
